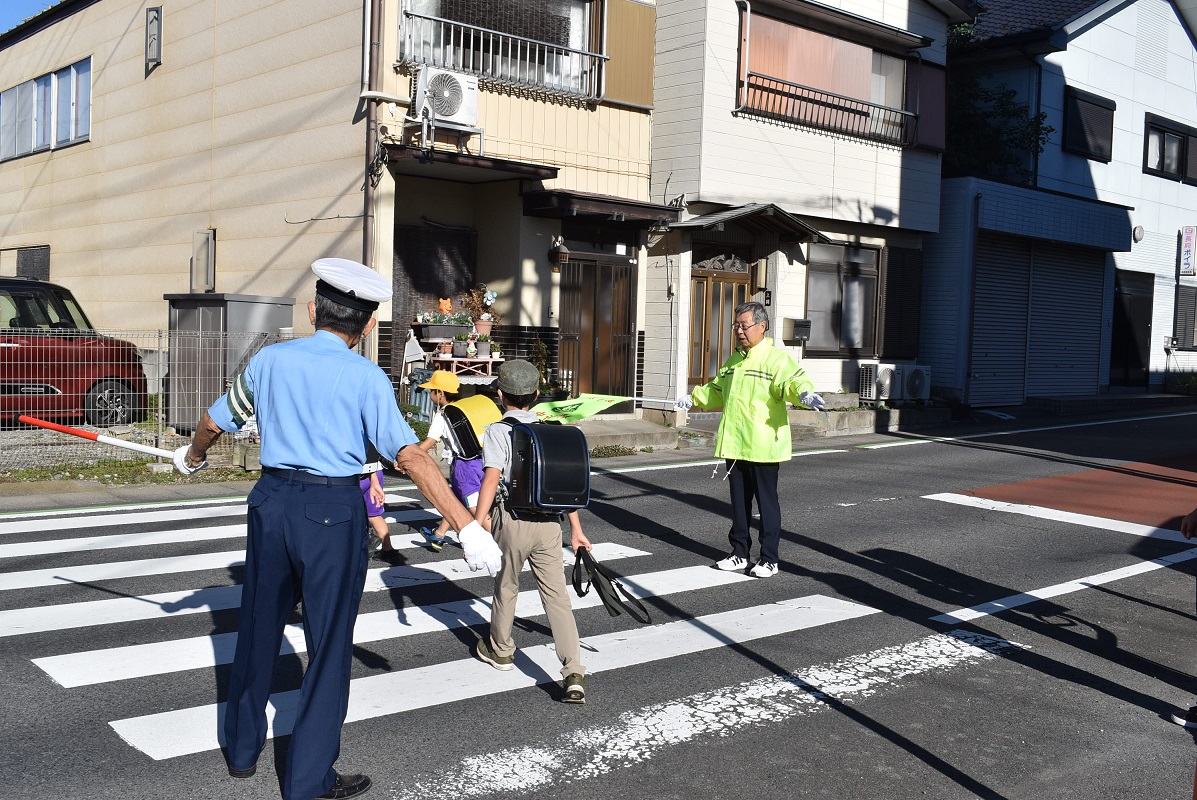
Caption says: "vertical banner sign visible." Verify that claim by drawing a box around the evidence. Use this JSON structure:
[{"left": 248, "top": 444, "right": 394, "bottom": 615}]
[{"left": 1183, "top": 226, "right": 1197, "bottom": 276}]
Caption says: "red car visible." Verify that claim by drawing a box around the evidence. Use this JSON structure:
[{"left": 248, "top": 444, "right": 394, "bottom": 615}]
[{"left": 0, "top": 277, "right": 148, "bottom": 427}]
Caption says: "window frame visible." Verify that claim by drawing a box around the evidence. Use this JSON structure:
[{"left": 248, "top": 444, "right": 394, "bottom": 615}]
[
  {"left": 1063, "top": 86, "right": 1115, "bottom": 163},
  {"left": 1143, "top": 113, "right": 1193, "bottom": 183},
  {"left": 0, "top": 56, "right": 91, "bottom": 164},
  {"left": 804, "top": 243, "right": 880, "bottom": 358}
]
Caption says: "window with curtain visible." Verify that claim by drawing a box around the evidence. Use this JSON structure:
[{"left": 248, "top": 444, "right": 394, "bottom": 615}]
[
  {"left": 805, "top": 243, "right": 878, "bottom": 357},
  {"left": 0, "top": 57, "right": 90, "bottom": 162}
]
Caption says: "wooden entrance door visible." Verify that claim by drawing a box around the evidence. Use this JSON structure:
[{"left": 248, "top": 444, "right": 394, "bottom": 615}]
[
  {"left": 688, "top": 270, "right": 750, "bottom": 386},
  {"left": 558, "top": 256, "right": 636, "bottom": 397}
]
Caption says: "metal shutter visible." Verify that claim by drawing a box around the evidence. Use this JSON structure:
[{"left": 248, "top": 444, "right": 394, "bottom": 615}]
[
  {"left": 969, "top": 234, "right": 1030, "bottom": 406},
  {"left": 1026, "top": 243, "right": 1104, "bottom": 396}
]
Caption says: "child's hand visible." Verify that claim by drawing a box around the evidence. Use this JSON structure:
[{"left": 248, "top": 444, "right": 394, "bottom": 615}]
[
  {"left": 570, "top": 530, "right": 591, "bottom": 552},
  {"left": 369, "top": 484, "right": 385, "bottom": 506}
]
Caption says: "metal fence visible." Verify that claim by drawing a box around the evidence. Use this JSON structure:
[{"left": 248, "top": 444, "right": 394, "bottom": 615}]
[{"left": 0, "top": 328, "right": 294, "bottom": 472}]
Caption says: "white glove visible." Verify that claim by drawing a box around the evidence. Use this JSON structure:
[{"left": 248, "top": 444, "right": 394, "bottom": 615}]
[
  {"left": 799, "top": 391, "right": 826, "bottom": 411},
  {"left": 172, "top": 444, "right": 208, "bottom": 475},
  {"left": 458, "top": 520, "right": 503, "bottom": 576},
  {"left": 675, "top": 394, "right": 694, "bottom": 411}
]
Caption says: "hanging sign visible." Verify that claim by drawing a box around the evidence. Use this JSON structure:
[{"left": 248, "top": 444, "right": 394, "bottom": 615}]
[{"left": 1182, "top": 226, "right": 1196, "bottom": 276}]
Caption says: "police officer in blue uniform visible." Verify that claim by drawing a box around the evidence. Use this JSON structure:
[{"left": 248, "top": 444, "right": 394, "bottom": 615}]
[{"left": 174, "top": 258, "right": 502, "bottom": 800}]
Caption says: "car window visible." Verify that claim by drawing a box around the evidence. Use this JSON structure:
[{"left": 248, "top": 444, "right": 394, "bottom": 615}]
[{"left": 0, "top": 292, "right": 17, "bottom": 328}]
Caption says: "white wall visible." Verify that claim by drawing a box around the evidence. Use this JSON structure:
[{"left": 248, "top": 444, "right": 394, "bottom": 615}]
[{"left": 1034, "top": 0, "right": 1197, "bottom": 380}]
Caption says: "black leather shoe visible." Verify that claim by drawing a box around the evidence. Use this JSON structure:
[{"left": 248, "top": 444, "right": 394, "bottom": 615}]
[
  {"left": 317, "top": 772, "right": 372, "bottom": 799},
  {"left": 227, "top": 763, "right": 256, "bottom": 778}
]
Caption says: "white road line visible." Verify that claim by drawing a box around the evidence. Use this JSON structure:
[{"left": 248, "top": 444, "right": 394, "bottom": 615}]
[
  {"left": 393, "top": 630, "right": 1017, "bottom": 800},
  {"left": 0, "top": 497, "right": 246, "bottom": 521},
  {"left": 0, "top": 551, "right": 247, "bottom": 592},
  {"left": 931, "top": 547, "right": 1197, "bottom": 623},
  {"left": 109, "top": 595, "right": 880, "bottom": 760},
  {"left": 0, "top": 504, "right": 246, "bottom": 535},
  {"left": 0, "top": 525, "right": 248, "bottom": 559},
  {"left": 590, "top": 449, "right": 846, "bottom": 475},
  {"left": 36, "top": 563, "right": 743, "bottom": 687},
  {"left": 860, "top": 410, "right": 1197, "bottom": 449},
  {"left": 923, "top": 493, "right": 1189, "bottom": 543},
  {"left": 924, "top": 492, "right": 1197, "bottom": 622},
  {"left": 1, "top": 543, "right": 649, "bottom": 636},
  {"left": 0, "top": 494, "right": 426, "bottom": 535}
]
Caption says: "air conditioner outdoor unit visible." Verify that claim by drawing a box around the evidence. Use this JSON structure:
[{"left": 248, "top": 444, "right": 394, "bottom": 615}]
[
  {"left": 413, "top": 67, "right": 479, "bottom": 127},
  {"left": 859, "top": 362, "right": 902, "bottom": 404},
  {"left": 904, "top": 364, "right": 931, "bottom": 401}
]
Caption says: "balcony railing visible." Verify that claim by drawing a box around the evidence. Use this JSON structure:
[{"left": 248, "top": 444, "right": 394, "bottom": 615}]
[
  {"left": 398, "top": 6, "right": 607, "bottom": 101},
  {"left": 736, "top": 72, "right": 917, "bottom": 148}
]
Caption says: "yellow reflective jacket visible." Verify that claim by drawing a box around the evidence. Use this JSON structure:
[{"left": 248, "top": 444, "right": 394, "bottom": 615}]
[{"left": 690, "top": 337, "right": 814, "bottom": 463}]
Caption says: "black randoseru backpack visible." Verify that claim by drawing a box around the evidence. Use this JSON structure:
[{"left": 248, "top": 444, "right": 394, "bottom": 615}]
[{"left": 501, "top": 420, "right": 590, "bottom": 515}]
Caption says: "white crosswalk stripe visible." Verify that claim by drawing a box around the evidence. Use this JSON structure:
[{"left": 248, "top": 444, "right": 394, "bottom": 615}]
[
  {"left": 109, "top": 595, "right": 881, "bottom": 760},
  {"left": 4, "top": 490, "right": 1057, "bottom": 781}
]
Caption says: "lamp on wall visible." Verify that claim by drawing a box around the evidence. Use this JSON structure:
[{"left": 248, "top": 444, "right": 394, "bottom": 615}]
[
  {"left": 549, "top": 242, "right": 570, "bottom": 274},
  {"left": 145, "top": 7, "right": 162, "bottom": 69}
]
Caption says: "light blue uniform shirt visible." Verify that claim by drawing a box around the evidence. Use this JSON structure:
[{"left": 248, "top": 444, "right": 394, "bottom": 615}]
[{"left": 208, "top": 330, "right": 417, "bottom": 476}]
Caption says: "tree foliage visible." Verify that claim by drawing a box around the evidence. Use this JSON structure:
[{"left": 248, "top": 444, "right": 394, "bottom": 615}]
[{"left": 944, "top": 24, "right": 1055, "bottom": 183}]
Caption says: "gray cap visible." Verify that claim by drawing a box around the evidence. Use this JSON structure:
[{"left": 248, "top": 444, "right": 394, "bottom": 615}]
[{"left": 497, "top": 359, "right": 540, "bottom": 394}]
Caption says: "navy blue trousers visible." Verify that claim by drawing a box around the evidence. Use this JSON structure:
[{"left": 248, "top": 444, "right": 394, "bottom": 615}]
[
  {"left": 223, "top": 473, "right": 368, "bottom": 800},
  {"left": 726, "top": 459, "right": 782, "bottom": 566}
]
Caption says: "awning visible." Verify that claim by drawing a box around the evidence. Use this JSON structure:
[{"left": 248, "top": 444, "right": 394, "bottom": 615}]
[
  {"left": 669, "top": 203, "right": 830, "bottom": 242},
  {"left": 385, "top": 144, "right": 558, "bottom": 184},
  {"left": 523, "top": 189, "right": 681, "bottom": 227}
]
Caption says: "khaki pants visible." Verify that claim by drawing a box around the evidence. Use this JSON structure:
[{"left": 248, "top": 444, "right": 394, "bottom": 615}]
[{"left": 487, "top": 504, "right": 584, "bottom": 678}]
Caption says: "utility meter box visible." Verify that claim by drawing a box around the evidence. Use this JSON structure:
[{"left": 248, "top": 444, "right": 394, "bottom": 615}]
[
  {"left": 781, "top": 318, "right": 811, "bottom": 345},
  {"left": 165, "top": 293, "right": 295, "bottom": 432}
]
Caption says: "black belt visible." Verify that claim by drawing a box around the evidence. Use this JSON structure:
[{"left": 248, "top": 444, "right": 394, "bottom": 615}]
[{"left": 263, "top": 467, "right": 362, "bottom": 486}]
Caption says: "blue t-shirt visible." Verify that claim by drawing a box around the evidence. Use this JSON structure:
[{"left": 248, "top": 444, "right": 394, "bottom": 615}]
[{"left": 208, "top": 330, "right": 417, "bottom": 476}]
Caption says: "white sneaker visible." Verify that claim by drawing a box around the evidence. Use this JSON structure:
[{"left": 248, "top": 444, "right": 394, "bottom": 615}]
[
  {"left": 715, "top": 554, "right": 748, "bottom": 571},
  {"left": 749, "top": 561, "right": 778, "bottom": 578}
]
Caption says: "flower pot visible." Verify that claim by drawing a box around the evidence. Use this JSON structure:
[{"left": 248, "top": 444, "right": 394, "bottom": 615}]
[
  {"left": 437, "top": 341, "right": 452, "bottom": 355},
  {"left": 475, "top": 341, "right": 491, "bottom": 358},
  {"left": 415, "top": 323, "right": 470, "bottom": 341},
  {"left": 452, "top": 340, "right": 469, "bottom": 357},
  {"left": 473, "top": 319, "right": 493, "bottom": 337}
]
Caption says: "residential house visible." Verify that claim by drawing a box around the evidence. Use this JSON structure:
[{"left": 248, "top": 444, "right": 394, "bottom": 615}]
[
  {"left": 920, "top": 0, "right": 1197, "bottom": 407},
  {"left": 644, "top": 0, "right": 978, "bottom": 412},
  {"left": 0, "top": 0, "right": 669, "bottom": 400}
]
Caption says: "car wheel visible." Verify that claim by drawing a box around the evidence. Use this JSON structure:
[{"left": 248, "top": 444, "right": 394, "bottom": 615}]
[{"left": 85, "top": 380, "right": 138, "bottom": 427}]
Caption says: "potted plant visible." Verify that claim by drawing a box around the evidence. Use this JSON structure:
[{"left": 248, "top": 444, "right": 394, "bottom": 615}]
[
  {"left": 452, "top": 331, "right": 471, "bottom": 358},
  {"left": 490, "top": 342, "right": 502, "bottom": 360},
  {"left": 475, "top": 334, "right": 491, "bottom": 358},
  {"left": 463, "top": 285, "right": 500, "bottom": 336},
  {"left": 437, "top": 339, "right": 453, "bottom": 356}
]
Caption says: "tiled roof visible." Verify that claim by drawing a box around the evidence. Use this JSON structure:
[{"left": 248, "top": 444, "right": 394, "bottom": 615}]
[{"left": 973, "top": 0, "right": 1102, "bottom": 40}]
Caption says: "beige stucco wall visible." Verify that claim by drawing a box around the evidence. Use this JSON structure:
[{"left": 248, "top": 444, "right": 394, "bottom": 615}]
[{"left": 0, "top": 0, "right": 369, "bottom": 332}]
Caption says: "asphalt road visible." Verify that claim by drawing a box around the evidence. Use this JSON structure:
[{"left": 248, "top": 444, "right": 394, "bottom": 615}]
[{"left": 4, "top": 409, "right": 1197, "bottom": 800}]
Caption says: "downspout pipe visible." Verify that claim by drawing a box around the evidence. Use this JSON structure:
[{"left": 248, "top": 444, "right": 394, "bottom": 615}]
[
  {"left": 362, "top": 0, "right": 382, "bottom": 268},
  {"left": 733, "top": 0, "right": 751, "bottom": 113}
]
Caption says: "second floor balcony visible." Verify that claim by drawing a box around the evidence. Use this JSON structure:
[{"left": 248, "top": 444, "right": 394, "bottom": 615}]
[
  {"left": 737, "top": 71, "right": 917, "bottom": 149},
  {"left": 398, "top": 3, "right": 607, "bottom": 102}
]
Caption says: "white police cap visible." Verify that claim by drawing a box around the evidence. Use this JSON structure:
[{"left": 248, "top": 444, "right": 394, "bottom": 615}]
[{"left": 311, "top": 257, "right": 392, "bottom": 312}]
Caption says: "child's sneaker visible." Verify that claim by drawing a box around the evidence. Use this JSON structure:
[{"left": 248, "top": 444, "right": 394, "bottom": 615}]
[
  {"left": 475, "top": 639, "right": 514, "bottom": 671},
  {"left": 420, "top": 527, "right": 446, "bottom": 552},
  {"left": 562, "top": 673, "right": 587, "bottom": 704}
]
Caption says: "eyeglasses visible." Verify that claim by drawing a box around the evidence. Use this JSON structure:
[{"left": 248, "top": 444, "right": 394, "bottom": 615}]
[{"left": 731, "top": 320, "right": 763, "bottom": 331}]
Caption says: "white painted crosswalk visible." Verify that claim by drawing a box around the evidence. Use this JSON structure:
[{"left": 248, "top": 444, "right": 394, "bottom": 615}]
[{"left": 13, "top": 484, "right": 1183, "bottom": 784}]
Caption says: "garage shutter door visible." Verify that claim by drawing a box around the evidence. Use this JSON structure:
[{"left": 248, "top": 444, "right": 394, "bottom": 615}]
[
  {"left": 1026, "top": 243, "right": 1104, "bottom": 396},
  {"left": 969, "top": 234, "right": 1030, "bottom": 406}
]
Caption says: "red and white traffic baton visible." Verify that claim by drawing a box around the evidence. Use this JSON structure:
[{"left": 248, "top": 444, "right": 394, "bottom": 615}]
[{"left": 18, "top": 415, "right": 176, "bottom": 459}]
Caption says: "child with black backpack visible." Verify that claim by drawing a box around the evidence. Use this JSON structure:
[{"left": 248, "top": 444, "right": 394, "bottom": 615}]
[{"left": 473, "top": 359, "right": 591, "bottom": 703}]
